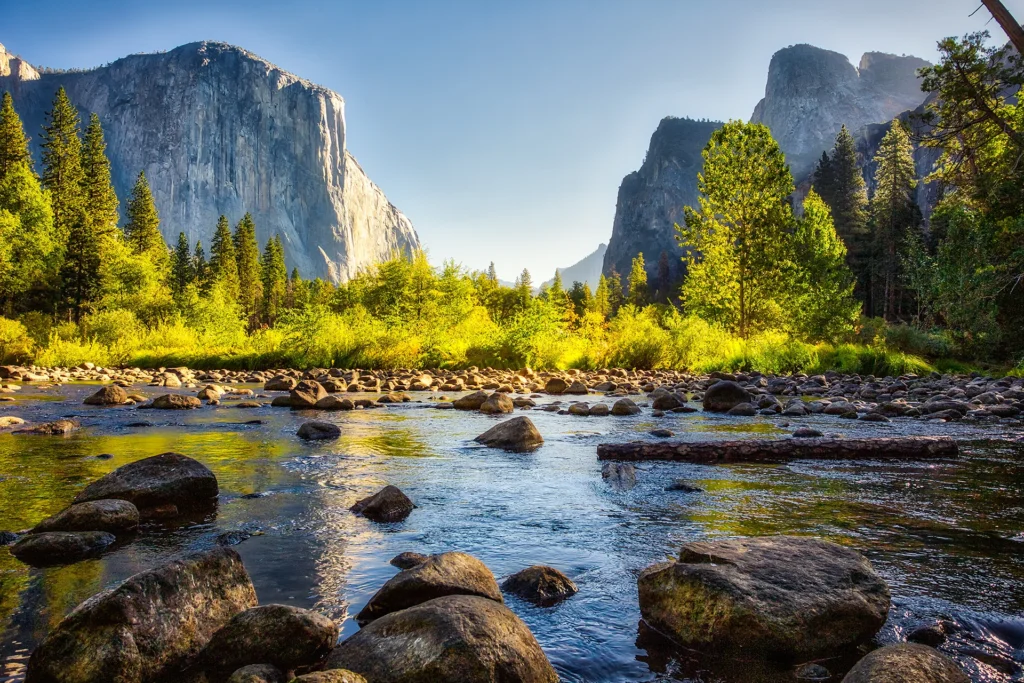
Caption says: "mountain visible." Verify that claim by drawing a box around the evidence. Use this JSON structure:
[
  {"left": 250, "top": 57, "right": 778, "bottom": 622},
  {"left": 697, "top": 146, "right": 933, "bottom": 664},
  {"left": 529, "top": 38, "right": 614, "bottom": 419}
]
[
  {"left": 750, "top": 45, "right": 930, "bottom": 178},
  {"left": 603, "top": 117, "right": 722, "bottom": 282},
  {"left": 0, "top": 40, "right": 419, "bottom": 282},
  {"left": 541, "top": 243, "right": 607, "bottom": 290}
]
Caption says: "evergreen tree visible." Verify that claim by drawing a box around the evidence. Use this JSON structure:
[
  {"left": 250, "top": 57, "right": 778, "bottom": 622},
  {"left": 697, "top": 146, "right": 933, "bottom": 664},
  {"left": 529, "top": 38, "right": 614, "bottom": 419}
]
[
  {"left": 593, "top": 273, "right": 611, "bottom": 318},
  {"left": 487, "top": 261, "right": 498, "bottom": 283},
  {"left": 567, "top": 281, "right": 592, "bottom": 317},
  {"left": 870, "top": 123, "right": 920, "bottom": 320},
  {"left": 606, "top": 269, "right": 624, "bottom": 316},
  {"left": 813, "top": 150, "right": 834, "bottom": 202},
  {"left": 123, "top": 171, "right": 167, "bottom": 269},
  {"left": 677, "top": 121, "right": 795, "bottom": 336},
  {"left": 170, "top": 232, "right": 195, "bottom": 298},
  {"left": 0, "top": 160, "right": 56, "bottom": 313},
  {"left": 627, "top": 253, "right": 648, "bottom": 307},
  {"left": 193, "top": 240, "right": 208, "bottom": 290},
  {"left": 59, "top": 208, "right": 101, "bottom": 322},
  {"left": 80, "top": 113, "right": 120, "bottom": 239},
  {"left": 260, "top": 234, "right": 288, "bottom": 325},
  {"left": 40, "top": 87, "right": 84, "bottom": 241},
  {"left": 233, "top": 212, "right": 263, "bottom": 324},
  {"left": 0, "top": 92, "right": 32, "bottom": 182},
  {"left": 288, "top": 267, "right": 309, "bottom": 310},
  {"left": 209, "top": 214, "right": 238, "bottom": 297},
  {"left": 514, "top": 268, "right": 533, "bottom": 309}
]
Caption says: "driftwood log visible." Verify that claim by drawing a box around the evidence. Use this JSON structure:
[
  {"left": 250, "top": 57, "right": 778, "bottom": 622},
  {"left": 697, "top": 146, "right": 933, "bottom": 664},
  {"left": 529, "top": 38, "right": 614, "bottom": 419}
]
[{"left": 596, "top": 436, "right": 959, "bottom": 463}]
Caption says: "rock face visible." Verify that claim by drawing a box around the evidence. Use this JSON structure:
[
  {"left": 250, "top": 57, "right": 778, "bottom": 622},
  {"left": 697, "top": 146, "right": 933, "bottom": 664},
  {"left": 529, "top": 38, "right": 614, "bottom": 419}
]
[
  {"left": 604, "top": 117, "right": 723, "bottom": 282},
  {"left": 750, "top": 45, "right": 930, "bottom": 178},
  {"left": 637, "top": 536, "right": 890, "bottom": 658},
  {"left": 0, "top": 40, "right": 419, "bottom": 282},
  {"left": 327, "top": 595, "right": 558, "bottom": 683},
  {"left": 25, "top": 547, "right": 257, "bottom": 683},
  {"left": 842, "top": 643, "right": 970, "bottom": 683}
]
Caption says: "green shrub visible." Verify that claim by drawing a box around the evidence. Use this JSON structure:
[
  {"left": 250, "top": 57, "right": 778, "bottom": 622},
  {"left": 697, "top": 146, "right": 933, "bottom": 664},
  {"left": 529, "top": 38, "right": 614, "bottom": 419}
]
[{"left": 0, "top": 317, "right": 33, "bottom": 364}]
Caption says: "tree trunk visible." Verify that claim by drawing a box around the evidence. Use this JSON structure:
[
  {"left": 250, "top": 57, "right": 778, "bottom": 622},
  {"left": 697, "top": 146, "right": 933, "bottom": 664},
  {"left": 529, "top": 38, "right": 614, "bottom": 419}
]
[
  {"left": 981, "top": 0, "right": 1024, "bottom": 55},
  {"left": 596, "top": 436, "right": 958, "bottom": 463}
]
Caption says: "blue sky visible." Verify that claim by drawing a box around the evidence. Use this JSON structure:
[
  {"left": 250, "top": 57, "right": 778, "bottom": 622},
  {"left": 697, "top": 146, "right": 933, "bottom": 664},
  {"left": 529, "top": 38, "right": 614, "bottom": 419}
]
[{"left": 2, "top": 0, "right": 1017, "bottom": 280}]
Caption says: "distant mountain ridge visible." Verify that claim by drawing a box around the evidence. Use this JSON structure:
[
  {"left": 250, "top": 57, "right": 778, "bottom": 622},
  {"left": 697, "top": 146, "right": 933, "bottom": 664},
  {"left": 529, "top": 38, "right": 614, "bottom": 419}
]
[{"left": 541, "top": 243, "right": 607, "bottom": 290}]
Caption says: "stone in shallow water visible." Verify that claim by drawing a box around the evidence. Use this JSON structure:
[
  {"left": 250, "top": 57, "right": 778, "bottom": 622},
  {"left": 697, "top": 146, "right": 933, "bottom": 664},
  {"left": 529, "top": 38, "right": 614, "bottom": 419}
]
[
  {"left": 479, "top": 392, "right": 514, "bottom": 414},
  {"left": 390, "top": 551, "right": 428, "bottom": 569},
  {"left": 350, "top": 485, "right": 414, "bottom": 523},
  {"left": 611, "top": 398, "right": 641, "bottom": 415},
  {"left": 841, "top": 643, "right": 969, "bottom": 683},
  {"left": 474, "top": 416, "right": 544, "bottom": 452},
  {"left": 501, "top": 565, "right": 578, "bottom": 606},
  {"left": 665, "top": 480, "right": 703, "bottom": 493},
  {"left": 726, "top": 402, "right": 757, "bottom": 416},
  {"left": 149, "top": 393, "right": 202, "bottom": 409},
  {"left": 31, "top": 499, "right": 139, "bottom": 534},
  {"left": 73, "top": 452, "right": 218, "bottom": 513},
  {"left": 452, "top": 390, "right": 489, "bottom": 410},
  {"left": 297, "top": 421, "right": 342, "bottom": 440},
  {"left": 793, "top": 427, "right": 824, "bottom": 438},
  {"left": 703, "top": 380, "right": 752, "bottom": 412},
  {"left": 11, "top": 530, "right": 116, "bottom": 566},
  {"left": 291, "top": 672, "right": 366, "bottom": 683},
  {"left": 83, "top": 384, "right": 128, "bottom": 405},
  {"left": 602, "top": 462, "right": 636, "bottom": 491},
  {"left": 12, "top": 419, "right": 79, "bottom": 435}
]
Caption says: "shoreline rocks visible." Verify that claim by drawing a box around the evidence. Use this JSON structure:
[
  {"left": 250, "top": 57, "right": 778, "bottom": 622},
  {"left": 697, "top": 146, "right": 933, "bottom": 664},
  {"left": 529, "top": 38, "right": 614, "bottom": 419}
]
[{"left": 31, "top": 499, "right": 139, "bottom": 534}]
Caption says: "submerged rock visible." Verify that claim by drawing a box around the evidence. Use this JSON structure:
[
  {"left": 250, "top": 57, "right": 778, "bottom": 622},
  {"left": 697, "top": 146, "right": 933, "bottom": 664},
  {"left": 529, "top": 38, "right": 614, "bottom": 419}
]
[
  {"left": 25, "top": 547, "right": 257, "bottom": 683},
  {"left": 356, "top": 551, "right": 502, "bottom": 624},
  {"left": 11, "top": 530, "right": 116, "bottom": 566},
  {"left": 31, "top": 499, "right": 139, "bottom": 534},
  {"left": 601, "top": 462, "right": 636, "bottom": 491},
  {"left": 350, "top": 485, "right": 414, "bottom": 523},
  {"left": 149, "top": 393, "right": 203, "bottom": 409},
  {"left": 637, "top": 536, "right": 890, "bottom": 658},
  {"left": 665, "top": 480, "right": 703, "bottom": 493},
  {"left": 83, "top": 385, "right": 129, "bottom": 406},
  {"left": 474, "top": 416, "right": 544, "bottom": 452},
  {"left": 12, "top": 419, "right": 80, "bottom": 436},
  {"left": 793, "top": 427, "right": 824, "bottom": 438},
  {"left": 502, "top": 565, "right": 578, "bottom": 606},
  {"left": 328, "top": 595, "right": 558, "bottom": 683},
  {"left": 73, "top": 452, "right": 218, "bottom": 513},
  {"left": 702, "top": 380, "right": 752, "bottom": 412},
  {"left": 841, "top": 643, "right": 969, "bottom": 682},
  {"left": 297, "top": 421, "right": 342, "bottom": 440}
]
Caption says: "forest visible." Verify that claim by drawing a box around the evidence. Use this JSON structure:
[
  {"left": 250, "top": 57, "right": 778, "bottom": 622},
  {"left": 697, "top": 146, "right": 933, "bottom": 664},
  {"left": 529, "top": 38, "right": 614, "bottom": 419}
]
[{"left": 0, "top": 29, "right": 1021, "bottom": 375}]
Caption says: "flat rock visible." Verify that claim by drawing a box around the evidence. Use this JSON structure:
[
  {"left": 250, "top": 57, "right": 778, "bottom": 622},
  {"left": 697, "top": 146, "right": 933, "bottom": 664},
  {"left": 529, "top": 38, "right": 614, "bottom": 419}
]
[
  {"left": 502, "top": 565, "right": 578, "bottom": 605},
  {"left": 297, "top": 421, "right": 342, "bottom": 440},
  {"left": 703, "top": 380, "right": 752, "bottom": 412},
  {"left": 149, "top": 393, "right": 202, "bottom": 409},
  {"left": 327, "top": 595, "right": 557, "bottom": 683},
  {"left": 350, "top": 485, "right": 414, "bottom": 522},
  {"left": 356, "top": 551, "right": 502, "bottom": 624},
  {"left": 0, "top": 416, "right": 26, "bottom": 428},
  {"left": 793, "top": 427, "right": 824, "bottom": 438},
  {"left": 290, "top": 672, "right": 366, "bottom": 683},
  {"left": 637, "top": 536, "right": 890, "bottom": 658},
  {"left": 841, "top": 643, "right": 969, "bottom": 682},
  {"left": 83, "top": 385, "right": 129, "bottom": 405},
  {"left": 13, "top": 419, "right": 79, "bottom": 436},
  {"left": 474, "top": 416, "right": 543, "bottom": 452},
  {"left": 31, "top": 499, "right": 139, "bottom": 534},
  {"left": 11, "top": 530, "right": 116, "bottom": 566},
  {"left": 73, "top": 452, "right": 218, "bottom": 512},
  {"left": 25, "top": 547, "right": 257, "bottom": 683}
]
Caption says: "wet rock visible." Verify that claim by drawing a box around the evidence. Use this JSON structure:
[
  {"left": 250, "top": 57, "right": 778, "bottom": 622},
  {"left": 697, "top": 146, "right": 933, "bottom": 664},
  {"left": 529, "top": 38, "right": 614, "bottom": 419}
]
[
  {"left": 271, "top": 396, "right": 293, "bottom": 408},
  {"left": 31, "top": 499, "right": 139, "bottom": 534},
  {"left": 502, "top": 565, "right": 578, "bottom": 606},
  {"left": 702, "top": 380, "right": 752, "bottom": 412},
  {"left": 602, "top": 462, "right": 636, "bottom": 491},
  {"left": 860, "top": 412, "right": 891, "bottom": 422},
  {"left": 199, "top": 604, "right": 338, "bottom": 676},
  {"left": 567, "top": 402, "right": 591, "bottom": 416},
  {"left": 474, "top": 416, "right": 544, "bottom": 452},
  {"left": 264, "top": 376, "right": 298, "bottom": 392},
  {"left": 290, "top": 381, "right": 328, "bottom": 409},
  {"left": 350, "top": 485, "right": 414, "bottom": 523},
  {"left": 907, "top": 624, "right": 947, "bottom": 647},
  {"left": 356, "top": 551, "right": 502, "bottom": 624},
  {"left": 235, "top": 401, "right": 262, "bottom": 409},
  {"left": 328, "top": 595, "right": 557, "bottom": 683},
  {"left": 726, "top": 402, "right": 757, "bottom": 416},
  {"left": 73, "top": 452, "right": 219, "bottom": 513},
  {"left": 795, "top": 662, "right": 831, "bottom": 680},
  {"left": 0, "top": 415, "right": 26, "bottom": 428},
  {"left": 25, "top": 547, "right": 257, "bottom": 683},
  {"left": 638, "top": 536, "right": 890, "bottom": 658},
  {"left": 12, "top": 419, "right": 80, "bottom": 435},
  {"left": 452, "top": 390, "right": 490, "bottom": 410},
  {"left": 842, "top": 643, "right": 969, "bottom": 682},
  {"left": 589, "top": 403, "right": 610, "bottom": 416},
  {"left": 315, "top": 395, "right": 354, "bottom": 411},
  {"left": 227, "top": 664, "right": 286, "bottom": 683},
  {"left": 793, "top": 427, "right": 824, "bottom": 438},
  {"left": 290, "top": 672, "right": 366, "bottom": 683},
  {"left": 11, "top": 530, "right": 116, "bottom": 566},
  {"left": 650, "top": 429, "right": 674, "bottom": 438},
  {"left": 611, "top": 398, "right": 641, "bottom": 415},
  {"left": 217, "top": 530, "right": 253, "bottom": 546},
  {"left": 479, "top": 392, "right": 514, "bottom": 414},
  {"left": 652, "top": 393, "right": 683, "bottom": 410},
  {"left": 665, "top": 480, "right": 703, "bottom": 493},
  {"left": 297, "top": 421, "right": 342, "bottom": 440},
  {"left": 0, "top": 530, "right": 18, "bottom": 545},
  {"left": 390, "top": 551, "right": 428, "bottom": 569},
  {"left": 565, "top": 380, "right": 589, "bottom": 395},
  {"left": 83, "top": 384, "right": 129, "bottom": 406},
  {"left": 149, "top": 393, "right": 202, "bottom": 409},
  {"left": 544, "top": 377, "right": 568, "bottom": 394}
]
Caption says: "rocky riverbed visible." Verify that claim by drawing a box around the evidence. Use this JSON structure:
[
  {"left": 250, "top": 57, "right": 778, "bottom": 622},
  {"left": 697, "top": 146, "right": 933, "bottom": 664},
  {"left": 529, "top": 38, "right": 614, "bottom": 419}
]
[{"left": 0, "top": 364, "right": 1022, "bottom": 682}]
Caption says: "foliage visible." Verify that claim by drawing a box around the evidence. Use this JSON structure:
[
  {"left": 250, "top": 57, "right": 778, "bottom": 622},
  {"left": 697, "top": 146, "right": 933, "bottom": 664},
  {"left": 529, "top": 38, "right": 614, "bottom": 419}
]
[
  {"left": 0, "top": 92, "right": 32, "bottom": 181},
  {"left": 0, "top": 317, "right": 33, "bottom": 364},
  {"left": 123, "top": 171, "right": 166, "bottom": 270},
  {"left": 80, "top": 113, "right": 119, "bottom": 240},
  {"left": 40, "top": 87, "right": 83, "bottom": 242},
  {"left": 0, "top": 161, "right": 57, "bottom": 314}
]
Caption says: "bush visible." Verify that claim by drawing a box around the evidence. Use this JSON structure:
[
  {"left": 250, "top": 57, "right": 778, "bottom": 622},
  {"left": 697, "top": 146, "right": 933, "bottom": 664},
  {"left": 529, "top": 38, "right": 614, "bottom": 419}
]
[
  {"left": 0, "top": 317, "right": 33, "bottom": 363},
  {"left": 601, "top": 305, "right": 668, "bottom": 369}
]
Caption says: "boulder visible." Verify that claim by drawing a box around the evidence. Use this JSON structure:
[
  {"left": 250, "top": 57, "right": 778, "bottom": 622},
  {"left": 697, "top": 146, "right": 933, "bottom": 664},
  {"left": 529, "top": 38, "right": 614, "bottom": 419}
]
[
  {"left": 726, "top": 402, "right": 757, "bottom": 416},
  {"left": 611, "top": 398, "right": 641, "bottom": 416},
  {"left": 702, "top": 380, "right": 752, "bottom": 412},
  {"left": 841, "top": 643, "right": 970, "bottom": 683},
  {"left": 565, "top": 380, "right": 589, "bottom": 395},
  {"left": 473, "top": 416, "right": 544, "bottom": 452},
  {"left": 290, "top": 672, "right": 366, "bottom": 683},
  {"left": 350, "top": 485, "right": 414, "bottom": 522},
  {"left": 73, "top": 452, "right": 218, "bottom": 513},
  {"left": 544, "top": 377, "right": 567, "bottom": 394},
  {"left": 297, "top": 421, "right": 342, "bottom": 441},
  {"left": 271, "top": 396, "right": 293, "bottom": 408},
  {"left": 24, "top": 547, "right": 257, "bottom": 683},
  {"left": 452, "top": 390, "right": 490, "bottom": 410},
  {"left": 652, "top": 394, "right": 683, "bottom": 410},
  {"left": 227, "top": 664, "right": 286, "bottom": 683},
  {"left": 390, "top": 552, "right": 428, "bottom": 569},
  {"left": 315, "top": 395, "right": 354, "bottom": 411},
  {"left": 84, "top": 385, "right": 129, "bottom": 406},
  {"left": 0, "top": 416, "right": 26, "bottom": 428},
  {"left": 290, "top": 381, "right": 328, "bottom": 409},
  {"left": 13, "top": 419, "right": 80, "bottom": 436},
  {"left": 150, "top": 393, "right": 202, "bottom": 409},
  {"left": 327, "top": 595, "right": 557, "bottom": 683},
  {"left": 601, "top": 462, "right": 636, "bottom": 491},
  {"left": 199, "top": 604, "right": 338, "bottom": 676},
  {"left": 264, "top": 376, "right": 298, "bottom": 392},
  {"left": 501, "top": 565, "right": 578, "bottom": 606},
  {"left": 479, "top": 392, "right": 514, "bottom": 414},
  {"left": 356, "top": 551, "right": 502, "bottom": 624},
  {"left": 31, "top": 499, "right": 139, "bottom": 534},
  {"left": 11, "top": 531, "right": 116, "bottom": 566},
  {"left": 589, "top": 403, "right": 610, "bottom": 416},
  {"left": 567, "top": 402, "right": 591, "bottom": 416},
  {"left": 637, "top": 536, "right": 890, "bottom": 658}
]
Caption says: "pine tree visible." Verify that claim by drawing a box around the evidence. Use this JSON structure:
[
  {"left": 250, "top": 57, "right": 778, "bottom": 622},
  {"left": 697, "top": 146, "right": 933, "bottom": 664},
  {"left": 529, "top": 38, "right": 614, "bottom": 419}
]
[
  {"left": 209, "top": 214, "right": 238, "bottom": 297},
  {"left": 288, "top": 267, "right": 309, "bottom": 310},
  {"left": 80, "top": 113, "right": 120, "bottom": 240},
  {"left": 871, "top": 123, "right": 920, "bottom": 320},
  {"left": 0, "top": 92, "right": 32, "bottom": 182},
  {"left": 170, "top": 232, "right": 195, "bottom": 298},
  {"left": 627, "top": 253, "right": 648, "bottom": 307},
  {"left": 0, "top": 160, "right": 56, "bottom": 313},
  {"left": 514, "top": 268, "right": 533, "bottom": 310},
  {"left": 59, "top": 208, "right": 101, "bottom": 322},
  {"left": 123, "top": 171, "right": 166, "bottom": 269},
  {"left": 193, "top": 240, "right": 208, "bottom": 290},
  {"left": 606, "top": 270, "right": 624, "bottom": 315},
  {"left": 260, "top": 234, "right": 288, "bottom": 325},
  {"left": 233, "top": 212, "right": 263, "bottom": 324},
  {"left": 593, "top": 273, "right": 611, "bottom": 318},
  {"left": 487, "top": 261, "right": 498, "bottom": 283},
  {"left": 40, "top": 87, "right": 84, "bottom": 241}
]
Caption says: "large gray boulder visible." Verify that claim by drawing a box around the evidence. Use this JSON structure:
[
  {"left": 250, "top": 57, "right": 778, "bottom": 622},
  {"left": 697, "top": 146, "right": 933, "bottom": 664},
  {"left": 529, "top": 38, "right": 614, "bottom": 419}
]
[
  {"left": 702, "top": 380, "right": 752, "bottom": 412},
  {"left": 290, "top": 381, "right": 328, "bottom": 409},
  {"left": 637, "top": 536, "right": 890, "bottom": 658},
  {"left": 350, "top": 485, "right": 414, "bottom": 523},
  {"left": 501, "top": 565, "right": 578, "bottom": 606},
  {"left": 356, "top": 551, "right": 502, "bottom": 624},
  {"left": 842, "top": 644, "right": 970, "bottom": 683},
  {"left": 11, "top": 531, "right": 116, "bottom": 566},
  {"left": 25, "top": 547, "right": 257, "bottom": 683},
  {"left": 31, "top": 499, "right": 139, "bottom": 534},
  {"left": 83, "top": 385, "right": 129, "bottom": 406},
  {"left": 72, "top": 452, "right": 218, "bottom": 513},
  {"left": 473, "top": 416, "right": 544, "bottom": 452},
  {"left": 327, "top": 595, "right": 558, "bottom": 683},
  {"left": 479, "top": 392, "right": 514, "bottom": 414},
  {"left": 297, "top": 421, "right": 342, "bottom": 441}
]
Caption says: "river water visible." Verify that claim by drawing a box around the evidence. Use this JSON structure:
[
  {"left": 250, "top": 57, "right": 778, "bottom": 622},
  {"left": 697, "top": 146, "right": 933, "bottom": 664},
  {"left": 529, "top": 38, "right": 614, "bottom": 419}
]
[{"left": 0, "top": 382, "right": 1022, "bottom": 682}]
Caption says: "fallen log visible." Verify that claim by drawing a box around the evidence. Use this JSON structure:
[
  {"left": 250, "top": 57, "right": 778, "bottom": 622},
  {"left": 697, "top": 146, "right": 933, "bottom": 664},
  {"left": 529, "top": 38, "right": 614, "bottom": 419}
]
[{"left": 596, "top": 436, "right": 958, "bottom": 463}]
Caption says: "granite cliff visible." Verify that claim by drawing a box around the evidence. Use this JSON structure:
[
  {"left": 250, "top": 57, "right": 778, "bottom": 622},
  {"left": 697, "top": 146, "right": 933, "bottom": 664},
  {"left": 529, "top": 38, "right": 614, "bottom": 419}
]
[{"left": 0, "top": 40, "right": 419, "bottom": 282}]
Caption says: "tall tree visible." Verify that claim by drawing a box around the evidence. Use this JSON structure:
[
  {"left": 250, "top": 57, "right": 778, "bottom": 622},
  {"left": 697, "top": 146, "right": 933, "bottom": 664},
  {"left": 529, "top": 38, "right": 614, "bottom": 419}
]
[
  {"left": 980, "top": 0, "right": 1024, "bottom": 55},
  {"left": 677, "top": 121, "right": 795, "bottom": 336},
  {"left": 593, "top": 273, "right": 611, "bottom": 318},
  {"left": 209, "top": 214, "right": 238, "bottom": 297},
  {"left": 80, "top": 113, "right": 120, "bottom": 239},
  {"left": 123, "top": 171, "right": 166, "bottom": 269},
  {"left": 40, "top": 87, "right": 84, "bottom": 241},
  {"left": 193, "top": 240, "right": 208, "bottom": 290},
  {"left": 0, "top": 160, "right": 56, "bottom": 313},
  {"left": 59, "top": 208, "right": 101, "bottom": 322},
  {"left": 0, "top": 92, "right": 32, "bottom": 182},
  {"left": 233, "top": 212, "right": 263, "bottom": 324},
  {"left": 170, "top": 232, "right": 195, "bottom": 298},
  {"left": 260, "top": 234, "right": 288, "bottom": 325},
  {"left": 487, "top": 261, "right": 498, "bottom": 283},
  {"left": 870, "top": 123, "right": 919, "bottom": 320},
  {"left": 627, "top": 253, "right": 648, "bottom": 307},
  {"left": 514, "top": 268, "right": 533, "bottom": 310},
  {"left": 606, "top": 269, "right": 624, "bottom": 316}
]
